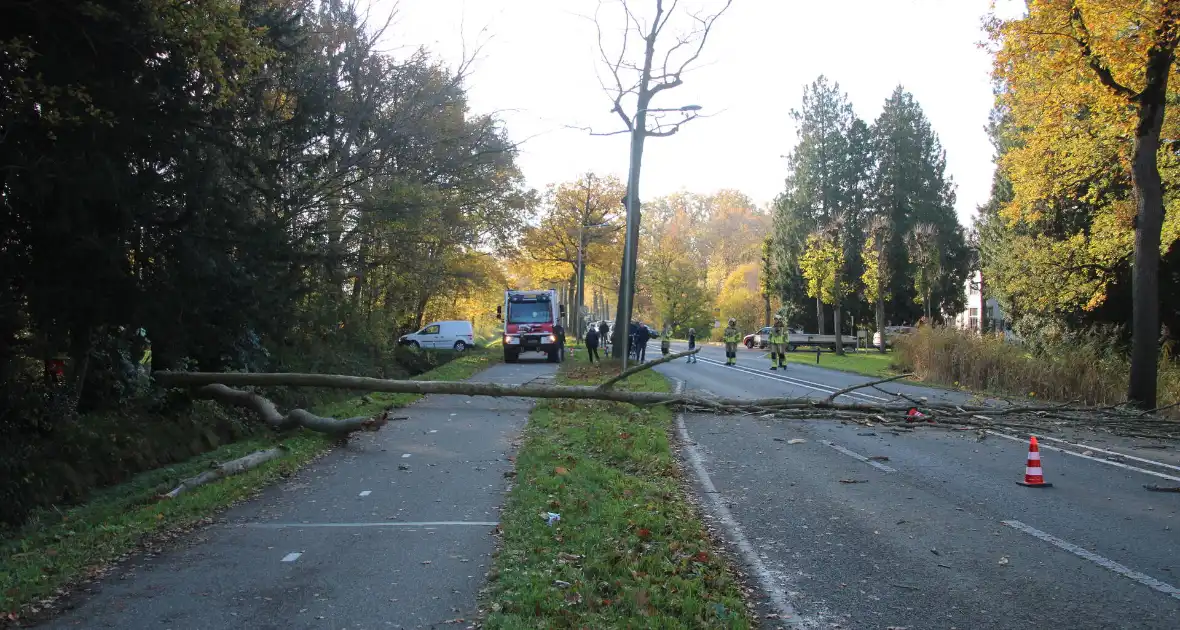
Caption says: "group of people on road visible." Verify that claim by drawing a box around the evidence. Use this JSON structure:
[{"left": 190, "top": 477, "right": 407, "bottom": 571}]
[
  {"left": 581, "top": 313, "right": 787, "bottom": 369},
  {"left": 723, "top": 314, "right": 789, "bottom": 370}
]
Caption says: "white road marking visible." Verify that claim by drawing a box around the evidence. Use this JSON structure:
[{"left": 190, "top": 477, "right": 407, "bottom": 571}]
[
  {"left": 670, "top": 379, "right": 806, "bottom": 628},
  {"left": 821, "top": 440, "right": 897, "bottom": 472},
  {"left": 1036, "top": 435, "right": 1180, "bottom": 473},
  {"left": 678, "top": 347, "right": 1180, "bottom": 484},
  {"left": 358, "top": 490, "right": 371, "bottom": 497},
  {"left": 1002, "top": 520, "right": 1180, "bottom": 601},
  {"left": 695, "top": 355, "right": 887, "bottom": 403},
  {"left": 986, "top": 430, "right": 1180, "bottom": 482},
  {"left": 248, "top": 521, "right": 499, "bottom": 529},
  {"left": 281, "top": 552, "right": 302, "bottom": 562}
]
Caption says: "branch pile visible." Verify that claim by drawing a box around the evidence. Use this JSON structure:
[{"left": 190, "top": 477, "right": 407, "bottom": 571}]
[{"left": 154, "top": 352, "right": 1180, "bottom": 441}]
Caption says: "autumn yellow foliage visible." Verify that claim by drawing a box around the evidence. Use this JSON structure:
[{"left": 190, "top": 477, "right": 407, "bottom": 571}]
[{"left": 987, "top": 0, "right": 1180, "bottom": 313}]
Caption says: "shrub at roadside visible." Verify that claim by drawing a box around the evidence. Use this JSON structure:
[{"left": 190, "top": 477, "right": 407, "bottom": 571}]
[
  {"left": 0, "top": 341, "right": 463, "bottom": 530},
  {"left": 894, "top": 325, "right": 1180, "bottom": 409},
  {"left": 0, "top": 348, "right": 499, "bottom": 620},
  {"left": 484, "top": 356, "right": 751, "bottom": 628}
]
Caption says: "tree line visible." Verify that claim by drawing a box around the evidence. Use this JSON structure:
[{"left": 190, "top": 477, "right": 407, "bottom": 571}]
[
  {"left": 509, "top": 181, "right": 771, "bottom": 340},
  {"left": 770, "top": 76, "right": 969, "bottom": 354},
  {"left": 978, "top": 1, "right": 1179, "bottom": 408},
  {"left": 1, "top": 0, "right": 533, "bottom": 417}
]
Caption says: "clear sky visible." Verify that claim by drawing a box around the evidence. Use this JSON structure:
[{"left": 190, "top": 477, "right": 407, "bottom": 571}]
[{"left": 380, "top": 0, "right": 1025, "bottom": 226}]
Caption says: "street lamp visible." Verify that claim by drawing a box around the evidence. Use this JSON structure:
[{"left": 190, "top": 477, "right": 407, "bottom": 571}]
[{"left": 617, "top": 104, "right": 702, "bottom": 370}]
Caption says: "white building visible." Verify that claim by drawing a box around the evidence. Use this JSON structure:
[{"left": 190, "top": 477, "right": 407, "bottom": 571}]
[{"left": 951, "top": 270, "right": 1007, "bottom": 333}]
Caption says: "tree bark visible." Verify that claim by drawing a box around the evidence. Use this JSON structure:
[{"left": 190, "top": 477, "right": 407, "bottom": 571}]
[
  {"left": 193, "top": 383, "right": 392, "bottom": 435},
  {"left": 160, "top": 446, "right": 288, "bottom": 500},
  {"left": 1128, "top": 69, "right": 1170, "bottom": 409},
  {"left": 978, "top": 269, "right": 989, "bottom": 334},
  {"left": 833, "top": 282, "right": 844, "bottom": 356},
  {"left": 816, "top": 296, "right": 825, "bottom": 334},
  {"left": 875, "top": 299, "right": 887, "bottom": 353}
]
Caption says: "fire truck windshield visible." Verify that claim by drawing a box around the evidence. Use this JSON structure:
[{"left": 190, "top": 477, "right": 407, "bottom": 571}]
[{"left": 507, "top": 301, "right": 551, "bottom": 324}]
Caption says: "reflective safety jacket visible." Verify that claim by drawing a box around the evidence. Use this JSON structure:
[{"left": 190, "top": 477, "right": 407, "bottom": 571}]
[
  {"left": 723, "top": 326, "right": 740, "bottom": 343},
  {"left": 769, "top": 325, "right": 788, "bottom": 344}
]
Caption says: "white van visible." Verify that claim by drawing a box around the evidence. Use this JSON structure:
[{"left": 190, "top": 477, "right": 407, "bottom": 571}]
[{"left": 398, "top": 320, "right": 475, "bottom": 351}]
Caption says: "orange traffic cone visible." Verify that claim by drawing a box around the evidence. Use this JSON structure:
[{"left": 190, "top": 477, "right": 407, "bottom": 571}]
[{"left": 1016, "top": 435, "right": 1053, "bottom": 488}]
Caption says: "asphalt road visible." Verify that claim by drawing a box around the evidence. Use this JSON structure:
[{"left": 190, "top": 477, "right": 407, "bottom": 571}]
[
  {"left": 43, "top": 361, "right": 556, "bottom": 630},
  {"left": 654, "top": 341, "right": 1180, "bottom": 629}
]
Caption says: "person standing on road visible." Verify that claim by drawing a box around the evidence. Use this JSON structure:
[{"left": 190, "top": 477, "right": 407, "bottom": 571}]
[
  {"left": 584, "top": 325, "right": 600, "bottom": 363},
  {"left": 635, "top": 323, "right": 650, "bottom": 362},
  {"left": 723, "top": 318, "right": 740, "bottom": 366},
  {"left": 687, "top": 328, "right": 698, "bottom": 363},
  {"left": 660, "top": 326, "right": 671, "bottom": 357},
  {"left": 769, "top": 314, "right": 788, "bottom": 371},
  {"left": 554, "top": 322, "right": 566, "bottom": 361}
]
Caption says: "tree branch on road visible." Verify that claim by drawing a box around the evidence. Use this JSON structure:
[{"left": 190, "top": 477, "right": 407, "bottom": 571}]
[{"left": 155, "top": 370, "right": 1180, "bottom": 440}]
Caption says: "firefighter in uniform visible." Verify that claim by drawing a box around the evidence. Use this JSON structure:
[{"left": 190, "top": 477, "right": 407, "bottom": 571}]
[
  {"left": 768, "top": 314, "right": 788, "bottom": 370},
  {"left": 722, "top": 318, "right": 740, "bottom": 366}
]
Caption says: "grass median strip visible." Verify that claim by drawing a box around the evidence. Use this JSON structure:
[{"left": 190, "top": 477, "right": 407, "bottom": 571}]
[
  {"left": 0, "top": 348, "right": 499, "bottom": 621},
  {"left": 483, "top": 353, "right": 752, "bottom": 628},
  {"left": 780, "top": 348, "right": 899, "bottom": 377}
]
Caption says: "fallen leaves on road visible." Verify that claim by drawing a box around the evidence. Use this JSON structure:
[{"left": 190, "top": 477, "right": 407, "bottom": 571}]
[
  {"left": 998, "top": 556, "right": 1010, "bottom": 566},
  {"left": 1144, "top": 485, "right": 1180, "bottom": 493},
  {"left": 839, "top": 479, "right": 868, "bottom": 484},
  {"left": 787, "top": 438, "right": 807, "bottom": 445},
  {"left": 868, "top": 455, "right": 890, "bottom": 462}
]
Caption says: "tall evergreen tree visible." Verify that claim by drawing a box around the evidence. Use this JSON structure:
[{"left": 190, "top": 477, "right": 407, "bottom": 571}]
[
  {"left": 772, "top": 76, "right": 859, "bottom": 336},
  {"left": 868, "top": 87, "right": 969, "bottom": 325}
]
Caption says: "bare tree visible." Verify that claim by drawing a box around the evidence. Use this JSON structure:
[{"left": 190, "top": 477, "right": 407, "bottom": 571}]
[{"left": 591, "top": 0, "right": 734, "bottom": 359}]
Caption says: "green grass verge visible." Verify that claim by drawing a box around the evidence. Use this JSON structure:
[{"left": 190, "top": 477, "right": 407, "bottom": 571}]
[
  {"left": 774, "top": 348, "right": 899, "bottom": 377},
  {"left": 0, "top": 348, "right": 499, "bottom": 620},
  {"left": 483, "top": 352, "right": 752, "bottom": 628}
]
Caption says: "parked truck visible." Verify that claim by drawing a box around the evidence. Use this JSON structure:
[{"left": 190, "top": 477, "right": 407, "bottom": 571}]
[
  {"left": 497, "top": 289, "right": 565, "bottom": 363},
  {"left": 749, "top": 326, "right": 864, "bottom": 352}
]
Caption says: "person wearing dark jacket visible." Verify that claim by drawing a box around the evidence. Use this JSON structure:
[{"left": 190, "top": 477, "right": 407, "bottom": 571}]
[
  {"left": 635, "top": 323, "right": 650, "bottom": 362},
  {"left": 584, "top": 327, "right": 600, "bottom": 363},
  {"left": 687, "top": 327, "right": 698, "bottom": 363},
  {"left": 553, "top": 322, "right": 566, "bottom": 361},
  {"left": 598, "top": 321, "right": 611, "bottom": 353}
]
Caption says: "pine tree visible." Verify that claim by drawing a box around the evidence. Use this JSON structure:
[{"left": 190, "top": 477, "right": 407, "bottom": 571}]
[{"left": 869, "top": 87, "right": 968, "bottom": 325}]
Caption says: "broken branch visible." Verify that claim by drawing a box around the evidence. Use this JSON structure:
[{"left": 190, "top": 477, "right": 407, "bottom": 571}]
[
  {"left": 194, "top": 383, "right": 391, "bottom": 436},
  {"left": 597, "top": 347, "right": 699, "bottom": 390},
  {"left": 161, "top": 446, "right": 288, "bottom": 500},
  {"left": 824, "top": 373, "right": 915, "bottom": 403}
]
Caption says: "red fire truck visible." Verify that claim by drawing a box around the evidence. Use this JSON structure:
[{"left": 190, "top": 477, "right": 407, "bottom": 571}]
[{"left": 497, "top": 289, "right": 565, "bottom": 363}]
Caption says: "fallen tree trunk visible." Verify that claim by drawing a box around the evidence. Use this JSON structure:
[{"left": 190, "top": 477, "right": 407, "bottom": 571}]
[
  {"left": 161, "top": 446, "right": 288, "bottom": 500},
  {"left": 194, "top": 383, "right": 391, "bottom": 435},
  {"left": 153, "top": 369, "right": 1180, "bottom": 439}
]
